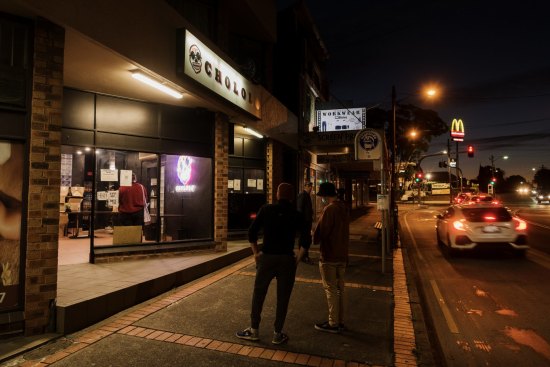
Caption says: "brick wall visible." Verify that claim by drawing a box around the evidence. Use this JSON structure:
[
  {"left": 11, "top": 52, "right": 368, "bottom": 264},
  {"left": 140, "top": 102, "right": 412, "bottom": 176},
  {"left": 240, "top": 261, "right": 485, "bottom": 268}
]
[
  {"left": 266, "top": 140, "right": 284, "bottom": 204},
  {"left": 24, "top": 18, "right": 64, "bottom": 335},
  {"left": 214, "top": 113, "right": 229, "bottom": 251}
]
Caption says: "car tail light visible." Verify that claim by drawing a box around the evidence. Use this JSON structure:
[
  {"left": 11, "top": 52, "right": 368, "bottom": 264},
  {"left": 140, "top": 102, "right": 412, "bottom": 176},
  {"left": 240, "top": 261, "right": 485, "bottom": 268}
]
[
  {"left": 484, "top": 215, "right": 496, "bottom": 221},
  {"left": 453, "top": 220, "right": 466, "bottom": 231},
  {"left": 514, "top": 218, "right": 527, "bottom": 230}
]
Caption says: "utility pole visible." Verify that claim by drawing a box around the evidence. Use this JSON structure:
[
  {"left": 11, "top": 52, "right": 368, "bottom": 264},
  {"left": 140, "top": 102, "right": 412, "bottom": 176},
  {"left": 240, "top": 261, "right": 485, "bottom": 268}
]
[{"left": 391, "top": 86, "right": 397, "bottom": 247}]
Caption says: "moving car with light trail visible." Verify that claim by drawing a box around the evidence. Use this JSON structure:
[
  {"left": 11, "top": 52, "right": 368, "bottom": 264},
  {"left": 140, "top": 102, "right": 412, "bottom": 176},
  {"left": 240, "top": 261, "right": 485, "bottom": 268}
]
[{"left": 435, "top": 203, "right": 528, "bottom": 257}]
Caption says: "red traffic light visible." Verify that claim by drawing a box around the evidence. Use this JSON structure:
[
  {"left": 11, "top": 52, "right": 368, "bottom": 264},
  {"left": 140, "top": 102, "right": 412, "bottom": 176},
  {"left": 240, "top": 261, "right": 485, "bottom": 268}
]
[{"left": 467, "top": 145, "right": 474, "bottom": 158}]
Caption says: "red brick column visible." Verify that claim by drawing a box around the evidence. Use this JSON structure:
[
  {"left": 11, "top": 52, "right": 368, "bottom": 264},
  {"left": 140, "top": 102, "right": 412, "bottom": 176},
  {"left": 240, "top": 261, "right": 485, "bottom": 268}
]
[
  {"left": 214, "top": 113, "right": 228, "bottom": 251},
  {"left": 24, "top": 18, "right": 64, "bottom": 335}
]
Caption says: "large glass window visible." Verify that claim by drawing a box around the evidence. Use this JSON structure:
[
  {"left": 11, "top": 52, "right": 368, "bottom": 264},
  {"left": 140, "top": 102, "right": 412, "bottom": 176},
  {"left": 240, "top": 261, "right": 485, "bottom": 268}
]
[
  {"left": 160, "top": 154, "right": 213, "bottom": 241},
  {"left": 58, "top": 146, "right": 213, "bottom": 259}
]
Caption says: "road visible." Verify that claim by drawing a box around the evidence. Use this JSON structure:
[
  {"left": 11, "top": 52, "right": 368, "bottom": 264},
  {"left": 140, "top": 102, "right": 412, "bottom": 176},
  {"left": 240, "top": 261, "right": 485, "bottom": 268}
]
[{"left": 399, "top": 194, "right": 550, "bottom": 366}]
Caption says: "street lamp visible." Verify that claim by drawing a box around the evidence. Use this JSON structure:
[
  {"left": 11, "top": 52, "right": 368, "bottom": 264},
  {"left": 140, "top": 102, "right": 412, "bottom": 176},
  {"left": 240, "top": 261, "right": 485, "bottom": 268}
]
[{"left": 390, "top": 86, "right": 438, "bottom": 244}]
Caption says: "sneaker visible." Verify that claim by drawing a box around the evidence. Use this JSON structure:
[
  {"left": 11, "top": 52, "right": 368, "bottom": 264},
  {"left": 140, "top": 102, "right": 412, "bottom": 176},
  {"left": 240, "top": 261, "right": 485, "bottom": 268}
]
[
  {"left": 314, "top": 321, "right": 340, "bottom": 334},
  {"left": 236, "top": 327, "right": 259, "bottom": 341},
  {"left": 272, "top": 332, "right": 289, "bottom": 345}
]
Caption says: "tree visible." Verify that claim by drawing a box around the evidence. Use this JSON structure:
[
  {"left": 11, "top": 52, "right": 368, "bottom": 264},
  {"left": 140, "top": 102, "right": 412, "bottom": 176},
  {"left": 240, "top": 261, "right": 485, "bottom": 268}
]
[
  {"left": 534, "top": 166, "right": 550, "bottom": 190},
  {"left": 366, "top": 103, "right": 448, "bottom": 182}
]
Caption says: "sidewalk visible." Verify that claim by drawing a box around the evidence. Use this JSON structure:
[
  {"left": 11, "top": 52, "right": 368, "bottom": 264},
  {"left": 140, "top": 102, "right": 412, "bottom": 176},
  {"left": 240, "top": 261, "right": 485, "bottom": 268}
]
[{"left": 0, "top": 207, "right": 424, "bottom": 367}]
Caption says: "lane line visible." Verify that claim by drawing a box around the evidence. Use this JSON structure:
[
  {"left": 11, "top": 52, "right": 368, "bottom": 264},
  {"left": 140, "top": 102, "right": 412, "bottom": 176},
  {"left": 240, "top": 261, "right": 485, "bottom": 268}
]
[
  {"left": 429, "top": 279, "right": 460, "bottom": 334},
  {"left": 402, "top": 210, "right": 426, "bottom": 263},
  {"left": 528, "top": 248, "right": 550, "bottom": 270}
]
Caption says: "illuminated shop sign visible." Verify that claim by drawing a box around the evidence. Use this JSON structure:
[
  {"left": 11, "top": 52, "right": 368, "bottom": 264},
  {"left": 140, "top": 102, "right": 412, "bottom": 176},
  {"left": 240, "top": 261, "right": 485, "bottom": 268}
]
[
  {"left": 315, "top": 108, "right": 366, "bottom": 132},
  {"left": 450, "top": 118, "right": 465, "bottom": 142},
  {"left": 181, "top": 29, "right": 261, "bottom": 119},
  {"left": 175, "top": 155, "right": 196, "bottom": 193}
]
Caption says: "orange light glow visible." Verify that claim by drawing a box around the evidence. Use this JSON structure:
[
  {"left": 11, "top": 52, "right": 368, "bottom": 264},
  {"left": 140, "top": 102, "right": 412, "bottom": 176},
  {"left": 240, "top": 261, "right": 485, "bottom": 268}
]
[
  {"left": 453, "top": 220, "right": 466, "bottom": 231},
  {"left": 514, "top": 218, "right": 527, "bottom": 230}
]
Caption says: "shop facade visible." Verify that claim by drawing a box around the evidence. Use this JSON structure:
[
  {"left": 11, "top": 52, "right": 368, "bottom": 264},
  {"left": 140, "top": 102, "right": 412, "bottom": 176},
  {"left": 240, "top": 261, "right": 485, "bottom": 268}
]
[{"left": 1, "top": 1, "right": 297, "bottom": 337}]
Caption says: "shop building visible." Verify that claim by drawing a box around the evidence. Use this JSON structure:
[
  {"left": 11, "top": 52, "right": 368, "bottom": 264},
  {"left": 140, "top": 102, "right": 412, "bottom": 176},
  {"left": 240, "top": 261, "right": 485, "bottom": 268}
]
[
  {"left": 0, "top": 0, "right": 297, "bottom": 336},
  {"left": 276, "top": 1, "right": 376, "bottom": 212}
]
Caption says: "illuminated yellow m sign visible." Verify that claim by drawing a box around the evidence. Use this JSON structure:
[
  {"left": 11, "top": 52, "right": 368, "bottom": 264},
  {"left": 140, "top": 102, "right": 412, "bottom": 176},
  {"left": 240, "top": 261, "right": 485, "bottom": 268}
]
[{"left": 450, "top": 118, "right": 465, "bottom": 141}]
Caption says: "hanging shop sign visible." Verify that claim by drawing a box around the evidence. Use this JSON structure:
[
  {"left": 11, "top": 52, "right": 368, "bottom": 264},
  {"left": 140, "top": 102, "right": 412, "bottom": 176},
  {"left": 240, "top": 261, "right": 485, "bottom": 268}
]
[
  {"left": 355, "top": 128, "right": 382, "bottom": 160},
  {"left": 179, "top": 29, "right": 261, "bottom": 119},
  {"left": 315, "top": 108, "right": 366, "bottom": 132},
  {"left": 450, "top": 118, "right": 465, "bottom": 142}
]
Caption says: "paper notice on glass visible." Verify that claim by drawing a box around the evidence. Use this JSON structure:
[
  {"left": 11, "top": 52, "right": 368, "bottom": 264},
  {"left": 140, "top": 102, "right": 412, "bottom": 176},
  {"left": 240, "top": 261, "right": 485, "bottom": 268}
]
[
  {"left": 151, "top": 178, "right": 157, "bottom": 186},
  {"left": 234, "top": 179, "right": 241, "bottom": 191},
  {"left": 257, "top": 179, "right": 263, "bottom": 190},
  {"left": 228, "top": 180, "right": 234, "bottom": 189},
  {"left": 101, "top": 169, "right": 118, "bottom": 182},
  {"left": 97, "top": 191, "right": 107, "bottom": 201},
  {"left": 120, "top": 170, "right": 133, "bottom": 186},
  {"left": 247, "top": 179, "right": 257, "bottom": 188},
  {"left": 108, "top": 190, "right": 119, "bottom": 206}
]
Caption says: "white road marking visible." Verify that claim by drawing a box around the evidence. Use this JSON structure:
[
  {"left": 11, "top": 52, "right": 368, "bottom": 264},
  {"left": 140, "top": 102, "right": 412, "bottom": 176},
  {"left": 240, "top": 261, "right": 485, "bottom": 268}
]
[{"left": 430, "top": 279, "right": 460, "bottom": 334}]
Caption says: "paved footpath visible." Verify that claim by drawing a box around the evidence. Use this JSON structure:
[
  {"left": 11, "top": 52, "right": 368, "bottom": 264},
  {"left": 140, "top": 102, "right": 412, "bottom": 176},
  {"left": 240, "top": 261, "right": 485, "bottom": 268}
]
[{"left": 1, "top": 209, "right": 426, "bottom": 367}]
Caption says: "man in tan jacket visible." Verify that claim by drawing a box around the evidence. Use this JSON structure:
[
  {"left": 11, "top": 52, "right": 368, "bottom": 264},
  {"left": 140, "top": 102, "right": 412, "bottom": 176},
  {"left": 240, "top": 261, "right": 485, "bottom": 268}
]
[{"left": 312, "top": 182, "right": 350, "bottom": 333}]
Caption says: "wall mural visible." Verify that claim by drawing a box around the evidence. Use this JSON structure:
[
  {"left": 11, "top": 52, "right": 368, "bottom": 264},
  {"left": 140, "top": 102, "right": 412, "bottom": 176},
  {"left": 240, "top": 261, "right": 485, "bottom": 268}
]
[{"left": 0, "top": 140, "right": 23, "bottom": 311}]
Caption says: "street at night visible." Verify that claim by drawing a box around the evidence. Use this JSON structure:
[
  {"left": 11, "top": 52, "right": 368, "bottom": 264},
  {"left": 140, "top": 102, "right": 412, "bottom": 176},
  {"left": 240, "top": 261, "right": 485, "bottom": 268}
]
[{"left": 399, "top": 193, "right": 550, "bottom": 366}]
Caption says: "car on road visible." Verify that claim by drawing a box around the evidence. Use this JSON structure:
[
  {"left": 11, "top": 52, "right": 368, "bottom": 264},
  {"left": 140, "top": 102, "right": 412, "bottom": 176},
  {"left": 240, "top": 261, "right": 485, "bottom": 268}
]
[
  {"left": 435, "top": 203, "right": 528, "bottom": 256},
  {"left": 536, "top": 191, "right": 550, "bottom": 204},
  {"left": 453, "top": 192, "right": 472, "bottom": 204},
  {"left": 462, "top": 194, "right": 498, "bottom": 204}
]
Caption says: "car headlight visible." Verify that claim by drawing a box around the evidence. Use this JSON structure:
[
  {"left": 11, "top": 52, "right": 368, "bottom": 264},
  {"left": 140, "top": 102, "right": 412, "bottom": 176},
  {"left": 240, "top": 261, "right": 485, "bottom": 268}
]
[{"left": 539, "top": 195, "right": 544, "bottom": 199}]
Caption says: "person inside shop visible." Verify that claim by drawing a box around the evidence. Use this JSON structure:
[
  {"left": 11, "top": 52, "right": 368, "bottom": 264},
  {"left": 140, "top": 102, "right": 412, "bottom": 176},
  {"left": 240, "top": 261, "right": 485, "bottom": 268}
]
[{"left": 118, "top": 173, "right": 147, "bottom": 226}]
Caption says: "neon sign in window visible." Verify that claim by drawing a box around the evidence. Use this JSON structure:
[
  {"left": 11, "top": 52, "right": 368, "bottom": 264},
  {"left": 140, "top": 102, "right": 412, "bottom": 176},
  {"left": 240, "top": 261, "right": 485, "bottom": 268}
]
[{"left": 175, "top": 155, "right": 196, "bottom": 192}]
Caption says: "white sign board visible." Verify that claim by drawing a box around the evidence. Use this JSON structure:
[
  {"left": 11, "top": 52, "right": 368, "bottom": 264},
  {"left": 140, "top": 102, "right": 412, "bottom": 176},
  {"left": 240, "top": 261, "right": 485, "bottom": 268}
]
[
  {"left": 315, "top": 108, "right": 366, "bottom": 132},
  {"left": 377, "top": 194, "right": 389, "bottom": 210},
  {"left": 182, "top": 29, "right": 260, "bottom": 118},
  {"left": 355, "top": 129, "right": 382, "bottom": 160}
]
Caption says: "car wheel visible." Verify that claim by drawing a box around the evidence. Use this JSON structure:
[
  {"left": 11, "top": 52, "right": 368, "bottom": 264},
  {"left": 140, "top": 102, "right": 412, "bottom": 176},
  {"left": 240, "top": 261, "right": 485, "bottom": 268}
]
[
  {"left": 513, "top": 249, "right": 526, "bottom": 258},
  {"left": 436, "top": 229, "right": 443, "bottom": 247}
]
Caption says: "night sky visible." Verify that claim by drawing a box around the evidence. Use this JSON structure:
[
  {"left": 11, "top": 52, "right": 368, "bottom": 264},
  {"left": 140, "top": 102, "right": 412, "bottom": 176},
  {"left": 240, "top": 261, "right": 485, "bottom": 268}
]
[{"left": 278, "top": 0, "right": 550, "bottom": 181}]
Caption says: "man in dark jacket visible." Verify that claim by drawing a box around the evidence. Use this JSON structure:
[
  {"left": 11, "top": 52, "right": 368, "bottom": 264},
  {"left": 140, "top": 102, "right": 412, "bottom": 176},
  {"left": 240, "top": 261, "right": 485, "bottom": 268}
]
[
  {"left": 296, "top": 181, "right": 314, "bottom": 263},
  {"left": 236, "top": 183, "right": 306, "bottom": 345},
  {"left": 312, "top": 182, "right": 350, "bottom": 334}
]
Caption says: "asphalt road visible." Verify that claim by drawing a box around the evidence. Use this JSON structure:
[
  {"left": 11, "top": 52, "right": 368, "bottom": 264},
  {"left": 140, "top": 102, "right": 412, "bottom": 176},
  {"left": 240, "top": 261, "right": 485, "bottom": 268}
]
[{"left": 399, "top": 194, "right": 550, "bottom": 366}]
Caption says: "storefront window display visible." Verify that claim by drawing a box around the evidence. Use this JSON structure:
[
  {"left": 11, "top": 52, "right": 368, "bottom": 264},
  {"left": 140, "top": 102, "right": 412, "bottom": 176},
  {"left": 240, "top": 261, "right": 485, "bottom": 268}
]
[
  {"left": 59, "top": 146, "right": 213, "bottom": 252},
  {"left": 0, "top": 140, "right": 24, "bottom": 312}
]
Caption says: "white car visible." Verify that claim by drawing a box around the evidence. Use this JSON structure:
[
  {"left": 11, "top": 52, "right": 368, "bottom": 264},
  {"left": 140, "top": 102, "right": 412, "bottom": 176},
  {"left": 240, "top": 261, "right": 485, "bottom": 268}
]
[{"left": 435, "top": 203, "right": 528, "bottom": 257}]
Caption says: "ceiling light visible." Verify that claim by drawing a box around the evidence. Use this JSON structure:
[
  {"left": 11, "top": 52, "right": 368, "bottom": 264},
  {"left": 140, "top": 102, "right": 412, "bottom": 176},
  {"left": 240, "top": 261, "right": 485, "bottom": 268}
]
[
  {"left": 244, "top": 127, "right": 263, "bottom": 138},
  {"left": 131, "top": 71, "right": 183, "bottom": 99}
]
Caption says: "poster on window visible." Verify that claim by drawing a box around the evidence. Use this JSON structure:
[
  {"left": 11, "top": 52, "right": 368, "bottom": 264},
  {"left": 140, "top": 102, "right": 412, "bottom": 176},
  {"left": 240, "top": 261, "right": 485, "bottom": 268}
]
[{"left": 0, "top": 141, "right": 23, "bottom": 311}]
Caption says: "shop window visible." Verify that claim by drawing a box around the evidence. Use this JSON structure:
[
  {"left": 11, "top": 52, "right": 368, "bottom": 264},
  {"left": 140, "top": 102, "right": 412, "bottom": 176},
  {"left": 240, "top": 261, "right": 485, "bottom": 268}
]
[
  {"left": 0, "top": 140, "right": 24, "bottom": 312},
  {"left": 159, "top": 154, "right": 213, "bottom": 241}
]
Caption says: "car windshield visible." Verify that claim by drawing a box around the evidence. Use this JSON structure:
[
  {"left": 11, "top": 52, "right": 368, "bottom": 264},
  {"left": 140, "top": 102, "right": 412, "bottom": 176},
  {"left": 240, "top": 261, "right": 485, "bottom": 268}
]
[{"left": 461, "top": 207, "right": 512, "bottom": 222}]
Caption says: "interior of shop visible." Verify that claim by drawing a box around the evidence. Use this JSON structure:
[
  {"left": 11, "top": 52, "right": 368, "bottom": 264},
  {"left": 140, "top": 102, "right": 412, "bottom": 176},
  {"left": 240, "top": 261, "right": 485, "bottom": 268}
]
[{"left": 58, "top": 146, "right": 213, "bottom": 264}]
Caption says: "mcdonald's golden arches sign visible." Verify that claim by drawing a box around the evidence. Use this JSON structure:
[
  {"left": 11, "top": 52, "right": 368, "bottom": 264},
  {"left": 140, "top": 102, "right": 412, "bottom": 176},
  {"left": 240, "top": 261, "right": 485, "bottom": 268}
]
[{"left": 450, "top": 118, "right": 465, "bottom": 142}]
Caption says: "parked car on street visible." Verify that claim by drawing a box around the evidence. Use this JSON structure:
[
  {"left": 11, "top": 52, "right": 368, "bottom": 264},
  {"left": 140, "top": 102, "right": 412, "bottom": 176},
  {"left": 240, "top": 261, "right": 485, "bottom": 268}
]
[
  {"left": 435, "top": 203, "right": 528, "bottom": 257},
  {"left": 453, "top": 192, "right": 472, "bottom": 204}
]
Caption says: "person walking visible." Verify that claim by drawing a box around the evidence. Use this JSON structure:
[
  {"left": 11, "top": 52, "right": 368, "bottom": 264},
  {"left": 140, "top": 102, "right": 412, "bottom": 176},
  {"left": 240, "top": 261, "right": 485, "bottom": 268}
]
[
  {"left": 236, "top": 183, "right": 306, "bottom": 345},
  {"left": 312, "top": 182, "right": 350, "bottom": 333},
  {"left": 296, "top": 181, "right": 314, "bottom": 263},
  {"left": 118, "top": 173, "right": 147, "bottom": 226}
]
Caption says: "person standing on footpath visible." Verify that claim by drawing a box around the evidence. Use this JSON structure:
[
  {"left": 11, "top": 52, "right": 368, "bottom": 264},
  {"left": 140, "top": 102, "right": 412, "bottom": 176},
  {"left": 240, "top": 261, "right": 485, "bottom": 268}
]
[
  {"left": 236, "top": 183, "right": 307, "bottom": 345},
  {"left": 296, "top": 181, "right": 314, "bottom": 264},
  {"left": 118, "top": 173, "right": 147, "bottom": 226},
  {"left": 312, "top": 182, "right": 350, "bottom": 333}
]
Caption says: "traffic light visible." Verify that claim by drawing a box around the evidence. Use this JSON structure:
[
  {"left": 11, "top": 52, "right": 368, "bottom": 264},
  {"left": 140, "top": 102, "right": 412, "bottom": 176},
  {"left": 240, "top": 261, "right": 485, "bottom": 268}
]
[
  {"left": 438, "top": 160, "right": 448, "bottom": 168},
  {"left": 415, "top": 172, "right": 423, "bottom": 183},
  {"left": 467, "top": 145, "right": 474, "bottom": 158},
  {"left": 490, "top": 177, "right": 496, "bottom": 185}
]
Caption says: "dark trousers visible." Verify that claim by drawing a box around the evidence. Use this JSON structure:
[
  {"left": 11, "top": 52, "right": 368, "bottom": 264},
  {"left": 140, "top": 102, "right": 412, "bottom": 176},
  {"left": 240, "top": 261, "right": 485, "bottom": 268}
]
[
  {"left": 299, "top": 221, "right": 312, "bottom": 257},
  {"left": 119, "top": 209, "right": 144, "bottom": 226},
  {"left": 250, "top": 253, "right": 296, "bottom": 333}
]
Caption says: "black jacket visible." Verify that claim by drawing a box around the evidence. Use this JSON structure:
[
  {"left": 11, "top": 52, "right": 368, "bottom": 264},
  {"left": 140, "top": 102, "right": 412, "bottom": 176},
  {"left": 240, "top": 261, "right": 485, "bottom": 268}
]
[{"left": 248, "top": 200, "right": 306, "bottom": 255}]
